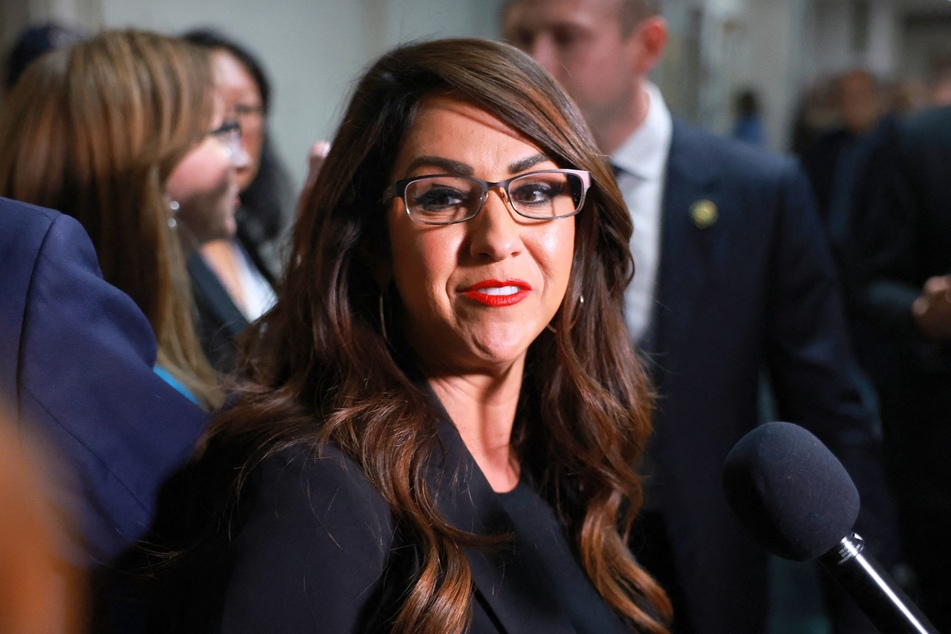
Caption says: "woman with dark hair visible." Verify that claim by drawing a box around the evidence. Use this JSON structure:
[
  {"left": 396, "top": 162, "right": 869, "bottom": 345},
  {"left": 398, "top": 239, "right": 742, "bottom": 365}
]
[
  {"left": 182, "top": 29, "right": 294, "bottom": 371},
  {"left": 158, "top": 37, "right": 670, "bottom": 633}
]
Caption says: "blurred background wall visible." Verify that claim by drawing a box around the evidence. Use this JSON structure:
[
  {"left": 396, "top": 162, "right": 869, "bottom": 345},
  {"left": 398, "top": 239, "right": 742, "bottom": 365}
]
[{"left": 1, "top": 0, "right": 950, "bottom": 200}]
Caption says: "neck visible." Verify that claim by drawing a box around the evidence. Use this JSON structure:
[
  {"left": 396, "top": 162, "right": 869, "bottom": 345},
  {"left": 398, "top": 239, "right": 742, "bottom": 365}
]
[
  {"left": 428, "top": 362, "right": 524, "bottom": 493},
  {"left": 594, "top": 85, "right": 652, "bottom": 155}
]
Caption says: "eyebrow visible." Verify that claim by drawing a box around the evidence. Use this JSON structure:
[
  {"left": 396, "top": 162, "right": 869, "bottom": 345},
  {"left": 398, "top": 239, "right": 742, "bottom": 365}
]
[{"left": 402, "top": 153, "right": 552, "bottom": 177}]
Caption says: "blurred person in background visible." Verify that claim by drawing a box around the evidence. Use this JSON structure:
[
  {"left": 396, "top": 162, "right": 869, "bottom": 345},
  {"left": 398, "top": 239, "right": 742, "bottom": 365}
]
[
  {"left": 730, "top": 88, "right": 765, "bottom": 146},
  {"left": 0, "top": 29, "right": 249, "bottom": 409},
  {"left": 183, "top": 29, "right": 294, "bottom": 372},
  {"left": 0, "top": 400, "right": 86, "bottom": 634},
  {"left": 789, "top": 74, "right": 840, "bottom": 156},
  {"left": 800, "top": 69, "right": 889, "bottom": 240},
  {"left": 3, "top": 21, "right": 88, "bottom": 93},
  {"left": 847, "top": 102, "right": 951, "bottom": 631}
]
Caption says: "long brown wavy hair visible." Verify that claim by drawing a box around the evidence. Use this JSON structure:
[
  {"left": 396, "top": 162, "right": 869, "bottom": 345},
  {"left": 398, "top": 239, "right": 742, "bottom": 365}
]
[
  {"left": 207, "top": 38, "right": 670, "bottom": 632},
  {"left": 0, "top": 30, "right": 220, "bottom": 409}
]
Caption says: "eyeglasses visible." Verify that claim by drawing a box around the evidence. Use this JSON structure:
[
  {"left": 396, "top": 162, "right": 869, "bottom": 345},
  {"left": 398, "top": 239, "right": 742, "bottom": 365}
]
[
  {"left": 383, "top": 168, "right": 590, "bottom": 225},
  {"left": 208, "top": 119, "right": 242, "bottom": 159}
]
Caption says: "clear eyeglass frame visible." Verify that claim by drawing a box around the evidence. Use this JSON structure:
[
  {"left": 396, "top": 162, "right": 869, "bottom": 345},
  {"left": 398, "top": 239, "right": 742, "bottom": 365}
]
[{"left": 382, "top": 168, "right": 591, "bottom": 226}]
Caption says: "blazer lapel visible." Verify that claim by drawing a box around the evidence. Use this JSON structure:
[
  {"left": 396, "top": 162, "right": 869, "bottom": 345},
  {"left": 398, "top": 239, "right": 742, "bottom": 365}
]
[
  {"left": 429, "top": 416, "right": 576, "bottom": 634},
  {"left": 650, "top": 121, "right": 731, "bottom": 364},
  {"left": 186, "top": 252, "right": 248, "bottom": 337}
]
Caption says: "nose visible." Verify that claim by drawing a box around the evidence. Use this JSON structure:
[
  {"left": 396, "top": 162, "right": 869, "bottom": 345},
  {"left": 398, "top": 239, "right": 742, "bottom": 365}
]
[
  {"left": 226, "top": 133, "right": 250, "bottom": 170},
  {"left": 468, "top": 188, "right": 523, "bottom": 261}
]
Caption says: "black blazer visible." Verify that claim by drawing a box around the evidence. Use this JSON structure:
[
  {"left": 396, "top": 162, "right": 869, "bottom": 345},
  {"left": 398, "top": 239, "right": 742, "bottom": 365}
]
[
  {"left": 156, "top": 416, "right": 641, "bottom": 633},
  {"left": 187, "top": 253, "right": 249, "bottom": 374}
]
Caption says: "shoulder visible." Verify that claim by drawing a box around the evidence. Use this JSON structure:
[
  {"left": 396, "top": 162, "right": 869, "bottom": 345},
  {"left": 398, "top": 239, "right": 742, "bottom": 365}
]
[
  {"left": 901, "top": 104, "right": 951, "bottom": 139},
  {"left": 249, "top": 444, "right": 393, "bottom": 538},
  {"left": 669, "top": 119, "right": 801, "bottom": 183},
  {"left": 893, "top": 105, "right": 951, "bottom": 161},
  {"left": 221, "top": 444, "right": 401, "bottom": 631}
]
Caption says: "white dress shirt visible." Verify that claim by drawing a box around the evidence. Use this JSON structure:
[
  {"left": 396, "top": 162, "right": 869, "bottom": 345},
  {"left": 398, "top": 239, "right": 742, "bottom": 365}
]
[{"left": 610, "top": 81, "right": 673, "bottom": 343}]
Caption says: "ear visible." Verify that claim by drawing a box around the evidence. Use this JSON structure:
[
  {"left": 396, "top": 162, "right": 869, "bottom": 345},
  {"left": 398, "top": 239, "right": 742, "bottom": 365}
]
[{"left": 630, "top": 16, "right": 668, "bottom": 77}]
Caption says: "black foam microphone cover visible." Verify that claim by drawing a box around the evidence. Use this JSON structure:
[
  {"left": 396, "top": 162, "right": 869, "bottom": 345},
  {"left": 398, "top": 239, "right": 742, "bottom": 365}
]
[{"left": 721, "top": 421, "right": 860, "bottom": 561}]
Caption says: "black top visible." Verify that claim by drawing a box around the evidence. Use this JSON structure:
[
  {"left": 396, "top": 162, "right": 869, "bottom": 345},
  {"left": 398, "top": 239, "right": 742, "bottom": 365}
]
[
  {"left": 141, "top": 416, "right": 644, "bottom": 633},
  {"left": 496, "top": 481, "right": 631, "bottom": 633}
]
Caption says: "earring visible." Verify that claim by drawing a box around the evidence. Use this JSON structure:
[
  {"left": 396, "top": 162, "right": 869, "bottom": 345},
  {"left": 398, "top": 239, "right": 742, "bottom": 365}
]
[
  {"left": 579, "top": 294, "right": 585, "bottom": 306},
  {"left": 378, "top": 291, "right": 388, "bottom": 342},
  {"left": 167, "top": 200, "right": 180, "bottom": 229}
]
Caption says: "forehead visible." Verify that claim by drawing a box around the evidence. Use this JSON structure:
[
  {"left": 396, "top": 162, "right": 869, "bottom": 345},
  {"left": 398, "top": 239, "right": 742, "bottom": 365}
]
[
  {"left": 505, "top": 0, "right": 621, "bottom": 30},
  {"left": 212, "top": 50, "right": 260, "bottom": 94},
  {"left": 391, "top": 96, "right": 550, "bottom": 176}
]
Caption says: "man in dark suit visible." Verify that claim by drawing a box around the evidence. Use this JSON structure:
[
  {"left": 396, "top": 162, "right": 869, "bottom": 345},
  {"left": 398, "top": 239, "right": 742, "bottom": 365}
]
[
  {"left": 503, "top": 1, "right": 894, "bottom": 631},
  {"left": 0, "top": 197, "right": 208, "bottom": 566},
  {"left": 849, "top": 104, "right": 951, "bottom": 630}
]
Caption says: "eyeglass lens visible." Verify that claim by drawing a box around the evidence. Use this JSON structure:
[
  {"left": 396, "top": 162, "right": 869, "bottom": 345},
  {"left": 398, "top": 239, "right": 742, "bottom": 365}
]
[{"left": 404, "top": 171, "right": 585, "bottom": 224}]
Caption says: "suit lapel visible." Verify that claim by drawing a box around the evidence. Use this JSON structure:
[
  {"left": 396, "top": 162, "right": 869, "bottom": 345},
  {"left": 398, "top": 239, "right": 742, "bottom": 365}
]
[
  {"left": 650, "top": 121, "right": 730, "bottom": 363},
  {"left": 429, "top": 415, "right": 576, "bottom": 634},
  {"left": 186, "top": 252, "right": 248, "bottom": 337}
]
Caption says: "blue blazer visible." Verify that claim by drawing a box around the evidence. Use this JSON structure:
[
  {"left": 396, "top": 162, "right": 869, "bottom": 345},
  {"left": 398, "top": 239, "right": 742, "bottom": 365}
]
[
  {"left": 641, "top": 122, "right": 892, "bottom": 631},
  {"left": 0, "top": 198, "right": 208, "bottom": 565}
]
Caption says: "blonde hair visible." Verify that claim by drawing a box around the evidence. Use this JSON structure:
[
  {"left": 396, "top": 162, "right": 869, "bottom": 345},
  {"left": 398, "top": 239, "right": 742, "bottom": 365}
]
[{"left": 0, "top": 29, "right": 221, "bottom": 408}]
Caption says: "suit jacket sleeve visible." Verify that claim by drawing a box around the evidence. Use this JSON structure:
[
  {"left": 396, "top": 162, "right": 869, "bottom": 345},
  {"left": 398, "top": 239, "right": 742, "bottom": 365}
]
[
  {"left": 5, "top": 206, "right": 208, "bottom": 564},
  {"left": 220, "top": 446, "right": 401, "bottom": 633}
]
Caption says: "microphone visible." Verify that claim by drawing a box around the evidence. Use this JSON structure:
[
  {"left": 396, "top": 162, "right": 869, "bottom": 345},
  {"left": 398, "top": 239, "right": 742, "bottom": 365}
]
[{"left": 722, "top": 421, "right": 937, "bottom": 633}]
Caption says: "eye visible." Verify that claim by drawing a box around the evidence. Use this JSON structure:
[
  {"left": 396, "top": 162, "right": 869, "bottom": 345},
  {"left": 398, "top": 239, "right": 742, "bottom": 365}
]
[
  {"left": 413, "top": 185, "right": 468, "bottom": 211},
  {"left": 510, "top": 178, "right": 564, "bottom": 207},
  {"left": 552, "top": 26, "right": 583, "bottom": 50},
  {"left": 509, "top": 29, "right": 535, "bottom": 51}
]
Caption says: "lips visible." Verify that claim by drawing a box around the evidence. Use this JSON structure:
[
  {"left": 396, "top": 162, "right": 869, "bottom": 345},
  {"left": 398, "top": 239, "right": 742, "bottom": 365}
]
[{"left": 463, "top": 279, "right": 531, "bottom": 307}]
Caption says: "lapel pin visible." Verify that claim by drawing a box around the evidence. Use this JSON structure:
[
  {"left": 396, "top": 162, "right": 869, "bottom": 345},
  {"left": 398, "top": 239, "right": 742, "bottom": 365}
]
[{"left": 690, "top": 200, "right": 718, "bottom": 229}]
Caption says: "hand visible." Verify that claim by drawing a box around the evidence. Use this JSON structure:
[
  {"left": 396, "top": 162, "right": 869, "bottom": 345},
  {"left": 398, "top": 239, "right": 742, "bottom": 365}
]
[{"left": 911, "top": 274, "right": 951, "bottom": 339}]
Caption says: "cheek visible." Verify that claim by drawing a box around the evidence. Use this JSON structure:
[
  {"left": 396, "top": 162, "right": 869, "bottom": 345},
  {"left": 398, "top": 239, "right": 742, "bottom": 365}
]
[
  {"left": 243, "top": 127, "right": 264, "bottom": 163},
  {"left": 539, "top": 221, "right": 575, "bottom": 289},
  {"left": 388, "top": 217, "right": 462, "bottom": 314},
  {"left": 167, "top": 142, "right": 232, "bottom": 203}
]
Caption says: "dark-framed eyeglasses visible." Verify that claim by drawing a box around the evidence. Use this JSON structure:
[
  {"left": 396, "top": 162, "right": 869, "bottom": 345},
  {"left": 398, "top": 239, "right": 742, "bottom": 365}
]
[
  {"left": 382, "top": 168, "right": 591, "bottom": 225},
  {"left": 208, "top": 119, "right": 242, "bottom": 159}
]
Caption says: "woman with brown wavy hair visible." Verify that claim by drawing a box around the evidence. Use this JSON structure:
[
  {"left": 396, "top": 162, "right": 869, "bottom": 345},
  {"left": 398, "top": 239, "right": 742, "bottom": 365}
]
[
  {"left": 0, "top": 30, "right": 245, "bottom": 410},
  {"left": 162, "top": 37, "right": 671, "bottom": 633}
]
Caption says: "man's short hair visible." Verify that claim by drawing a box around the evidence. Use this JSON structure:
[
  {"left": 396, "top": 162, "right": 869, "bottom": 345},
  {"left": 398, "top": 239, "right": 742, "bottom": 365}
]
[
  {"left": 620, "top": 0, "right": 661, "bottom": 34},
  {"left": 501, "top": 0, "right": 661, "bottom": 36}
]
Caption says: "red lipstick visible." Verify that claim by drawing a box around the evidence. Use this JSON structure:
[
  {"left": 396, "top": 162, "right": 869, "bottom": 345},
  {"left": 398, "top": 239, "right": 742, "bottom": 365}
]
[{"left": 463, "top": 279, "right": 531, "bottom": 307}]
